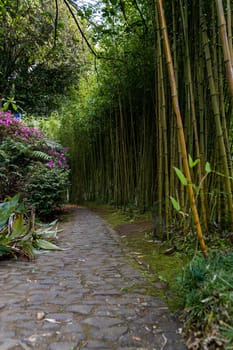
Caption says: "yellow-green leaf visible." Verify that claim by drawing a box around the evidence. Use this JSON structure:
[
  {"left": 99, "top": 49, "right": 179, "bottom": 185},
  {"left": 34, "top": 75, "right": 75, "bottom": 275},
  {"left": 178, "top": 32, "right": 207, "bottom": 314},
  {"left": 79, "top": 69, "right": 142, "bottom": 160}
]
[
  {"left": 174, "top": 167, "right": 188, "bottom": 186},
  {"left": 205, "top": 162, "right": 212, "bottom": 173},
  {"left": 188, "top": 154, "right": 200, "bottom": 168},
  {"left": 170, "top": 196, "right": 181, "bottom": 211},
  {"left": 35, "top": 239, "right": 62, "bottom": 250},
  {"left": 10, "top": 214, "right": 25, "bottom": 239}
]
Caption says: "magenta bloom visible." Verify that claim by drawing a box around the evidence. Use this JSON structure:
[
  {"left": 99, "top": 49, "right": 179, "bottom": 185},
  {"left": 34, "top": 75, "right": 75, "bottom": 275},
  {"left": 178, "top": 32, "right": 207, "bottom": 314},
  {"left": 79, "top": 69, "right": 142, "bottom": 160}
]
[
  {"left": 0, "top": 110, "right": 69, "bottom": 170},
  {"left": 5, "top": 112, "right": 13, "bottom": 117},
  {"left": 0, "top": 117, "right": 15, "bottom": 125},
  {"left": 45, "top": 160, "right": 55, "bottom": 168}
]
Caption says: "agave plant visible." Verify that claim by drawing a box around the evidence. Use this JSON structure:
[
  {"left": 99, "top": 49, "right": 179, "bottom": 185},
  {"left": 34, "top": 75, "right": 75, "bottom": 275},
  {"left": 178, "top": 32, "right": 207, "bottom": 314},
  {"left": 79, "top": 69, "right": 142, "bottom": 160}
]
[{"left": 0, "top": 193, "right": 63, "bottom": 259}]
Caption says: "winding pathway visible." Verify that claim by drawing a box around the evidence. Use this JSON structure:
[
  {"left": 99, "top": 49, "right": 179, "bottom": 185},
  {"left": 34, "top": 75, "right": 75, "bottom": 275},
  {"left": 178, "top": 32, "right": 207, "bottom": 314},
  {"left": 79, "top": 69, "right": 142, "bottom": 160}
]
[{"left": 0, "top": 208, "right": 186, "bottom": 350}]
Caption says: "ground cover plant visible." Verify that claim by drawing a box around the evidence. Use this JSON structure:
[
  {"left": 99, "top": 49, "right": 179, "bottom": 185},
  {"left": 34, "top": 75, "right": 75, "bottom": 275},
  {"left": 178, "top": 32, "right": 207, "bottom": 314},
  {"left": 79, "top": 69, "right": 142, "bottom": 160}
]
[
  {"left": 0, "top": 193, "right": 62, "bottom": 259},
  {"left": 179, "top": 251, "right": 233, "bottom": 349}
]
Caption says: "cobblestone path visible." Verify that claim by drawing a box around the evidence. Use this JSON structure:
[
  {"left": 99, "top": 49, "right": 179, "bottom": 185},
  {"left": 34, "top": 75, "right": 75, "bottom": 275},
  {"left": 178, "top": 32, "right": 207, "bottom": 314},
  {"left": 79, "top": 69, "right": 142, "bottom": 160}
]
[{"left": 0, "top": 208, "right": 186, "bottom": 350}]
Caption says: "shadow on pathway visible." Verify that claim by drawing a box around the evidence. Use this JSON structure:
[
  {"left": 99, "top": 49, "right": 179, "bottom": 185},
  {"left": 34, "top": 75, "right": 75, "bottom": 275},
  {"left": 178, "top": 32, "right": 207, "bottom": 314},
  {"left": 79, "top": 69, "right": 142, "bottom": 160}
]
[{"left": 0, "top": 208, "right": 186, "bottom": 350}]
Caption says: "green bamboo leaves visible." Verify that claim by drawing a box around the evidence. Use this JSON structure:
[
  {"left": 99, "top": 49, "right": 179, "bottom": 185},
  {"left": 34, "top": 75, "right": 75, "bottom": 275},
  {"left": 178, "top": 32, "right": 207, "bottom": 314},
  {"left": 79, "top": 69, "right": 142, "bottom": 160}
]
[
  {"left": 170, "top": 196, "right": 180, "bottom": 212},
  {"left": 188, "top": 155, "right": 200, "bottom": 169},
  {"left": 56, "top": 0, "right": 233, "bottom": 251},
  {"left": 205, "top": 162, "right": 212, "bottom": 174},
  {"left": 174, "top": 167, "right": 188, "bottom": 186},
  {"left": 171, "top": 158, "right": 212, "bottom": 212}
]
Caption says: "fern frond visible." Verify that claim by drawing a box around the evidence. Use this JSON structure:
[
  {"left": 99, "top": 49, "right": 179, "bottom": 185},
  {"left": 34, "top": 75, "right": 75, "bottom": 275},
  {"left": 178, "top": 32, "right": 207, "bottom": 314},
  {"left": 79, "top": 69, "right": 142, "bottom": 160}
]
[
  {"left": 32, "top": 151, "right": 51, "bottom": 161},
  {"left": 44, "top": 138, "right": 62, "bottom": 150},
  {"left": 0, "top": 150, "right": 7, "bottom": 161}
]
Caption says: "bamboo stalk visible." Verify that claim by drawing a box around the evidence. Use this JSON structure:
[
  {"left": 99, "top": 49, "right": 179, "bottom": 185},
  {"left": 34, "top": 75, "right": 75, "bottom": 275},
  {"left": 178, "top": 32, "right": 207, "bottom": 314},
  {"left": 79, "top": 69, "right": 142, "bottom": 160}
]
[
  {"left": 157, "top": 74, "right": 164, "bottom": 232},
  {"left": 157, "top": 0, "right": 208, "bottom": 258},
  {"left": 216, "top": 0, "right": 233, "bottom": 99},
  {"left": 202, "top": 14, "right": 233, "bottom": 224},
  {"left": 218, "top": 44, "right": 233, "bottom": 178},
  {"left": 159, "top": 43, "right": 170, "bottom": 232},
  {"left": 226, "top": 0, "right": 233, "bottom": 65},
  {"left": 179, "top": 0, "right": 208, "bottom": 232},
  {"left": 155, "top": 4, "right": 170, "bottom": 234}
]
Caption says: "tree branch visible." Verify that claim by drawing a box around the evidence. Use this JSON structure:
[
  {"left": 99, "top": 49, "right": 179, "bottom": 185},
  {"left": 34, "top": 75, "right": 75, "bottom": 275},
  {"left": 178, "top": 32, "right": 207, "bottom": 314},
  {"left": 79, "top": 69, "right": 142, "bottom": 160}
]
[
  {"left": 54, "top": 0, "right": 59, "bottom": 47},
  {"left": 131, "top": 0, "right": 148, "bottom": 32},
  {"left": 63, "top": 0, "right": 97, "bottom": 57}
]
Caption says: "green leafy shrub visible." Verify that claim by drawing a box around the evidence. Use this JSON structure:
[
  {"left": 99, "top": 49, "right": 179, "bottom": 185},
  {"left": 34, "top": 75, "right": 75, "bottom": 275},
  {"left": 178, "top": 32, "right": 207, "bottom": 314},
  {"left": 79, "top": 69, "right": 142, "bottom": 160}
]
[
  {"left": 178, "top": 252, "right": 233, "bottom": 348},
  {"left": 0, "top": 137, "right": 30, "bottom": 199},
  {"left": 25, "top": 164, "right": 69, "bottom": 218}
]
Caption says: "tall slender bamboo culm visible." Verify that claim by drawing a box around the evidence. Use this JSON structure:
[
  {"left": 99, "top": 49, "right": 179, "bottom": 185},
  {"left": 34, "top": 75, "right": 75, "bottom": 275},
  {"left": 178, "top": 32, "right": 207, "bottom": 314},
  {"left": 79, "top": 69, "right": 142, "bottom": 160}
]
[
  {"left": 156, "top": 0, "right": 208, "bottom": 258},
  {"left": 216, "top": 0, "right": 233, "bottom": 99}
]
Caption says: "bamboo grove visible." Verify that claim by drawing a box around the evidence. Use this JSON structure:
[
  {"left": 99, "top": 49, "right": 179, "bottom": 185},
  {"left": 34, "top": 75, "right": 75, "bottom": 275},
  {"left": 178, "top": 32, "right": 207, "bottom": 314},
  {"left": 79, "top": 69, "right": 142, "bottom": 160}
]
[{"left": 59, "top": 0, "right": 233, "bottom": 245}]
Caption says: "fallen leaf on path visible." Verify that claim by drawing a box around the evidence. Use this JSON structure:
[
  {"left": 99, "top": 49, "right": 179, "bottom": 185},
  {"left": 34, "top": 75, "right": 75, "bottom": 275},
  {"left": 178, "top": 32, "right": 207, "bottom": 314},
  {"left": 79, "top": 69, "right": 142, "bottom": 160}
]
[
  {"left": 28, "top": 333, "right": 51, "bottom": 342},
  {"left": 132, "top": 336, "right": 142, "bottom": 342},
  {"left": 44, "top": 318, "right": 61, "bottom": 324}
]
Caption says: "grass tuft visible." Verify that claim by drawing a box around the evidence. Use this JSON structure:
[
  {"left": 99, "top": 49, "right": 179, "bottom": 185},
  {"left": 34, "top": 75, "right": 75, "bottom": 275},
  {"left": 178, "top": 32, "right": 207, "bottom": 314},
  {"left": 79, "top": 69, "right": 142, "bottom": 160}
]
[{"left": 178, "top": 251, "right": 233, "bottom": 348}]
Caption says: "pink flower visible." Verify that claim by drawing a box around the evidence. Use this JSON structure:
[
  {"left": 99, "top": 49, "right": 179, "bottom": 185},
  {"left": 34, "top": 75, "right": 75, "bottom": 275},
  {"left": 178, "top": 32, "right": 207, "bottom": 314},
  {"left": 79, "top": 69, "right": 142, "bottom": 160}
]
[
  {"left": 45, "top": 160, "right": 55, "bottom": 168},
  {"left": 4, "top": 112, "right": 13, "bottom": 117}
]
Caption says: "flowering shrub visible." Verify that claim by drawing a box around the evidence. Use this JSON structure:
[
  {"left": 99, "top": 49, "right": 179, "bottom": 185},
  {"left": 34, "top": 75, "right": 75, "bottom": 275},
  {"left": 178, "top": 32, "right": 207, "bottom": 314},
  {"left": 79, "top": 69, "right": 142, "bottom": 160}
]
[
  {"left": 46, "top": 149, "right": 69, "bottom": 169},
  {"left": 14, "top": 125, "right": 44, "bottom": 140},
  {"left": 0, "top": 112, "right": 21, "bottom": 140},
  {"left": 0, "top": 111, "right": 44, "bottom": 142},
  {"left": 0, "top": 111, "right": 12, "bottom": 117},
  {"left": 0, "top": 111, "right": 70, "bottom": 218}
]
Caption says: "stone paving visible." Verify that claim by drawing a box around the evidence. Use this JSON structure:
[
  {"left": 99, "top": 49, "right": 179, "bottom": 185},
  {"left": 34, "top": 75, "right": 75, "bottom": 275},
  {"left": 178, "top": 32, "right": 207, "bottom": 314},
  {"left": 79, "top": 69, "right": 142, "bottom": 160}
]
[{"left": 0, "top": 208, "right": 186, "bottom": 350}]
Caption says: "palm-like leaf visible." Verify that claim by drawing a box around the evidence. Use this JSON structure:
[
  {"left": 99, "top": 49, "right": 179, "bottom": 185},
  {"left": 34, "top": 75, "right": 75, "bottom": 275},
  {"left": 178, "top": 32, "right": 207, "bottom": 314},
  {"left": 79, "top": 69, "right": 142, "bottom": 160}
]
[{"left": 0, "top": 195, "right": 62, "bottom": 259}]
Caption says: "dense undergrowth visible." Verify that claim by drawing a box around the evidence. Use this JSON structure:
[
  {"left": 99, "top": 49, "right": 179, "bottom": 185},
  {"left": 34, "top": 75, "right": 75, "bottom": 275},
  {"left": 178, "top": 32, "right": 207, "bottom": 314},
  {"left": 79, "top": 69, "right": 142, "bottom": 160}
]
[
  {"left": 180, "top": 252, "right": 233, "bottom": 349},
  {"left": 0, "top": 111, "right": 69, "bottom": 258},
  {"left": 0, "top": 111, "right": 70, "bottom": 219},
  {"left": 90, "top": 203, "right": 233, "bottom": 350}
]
